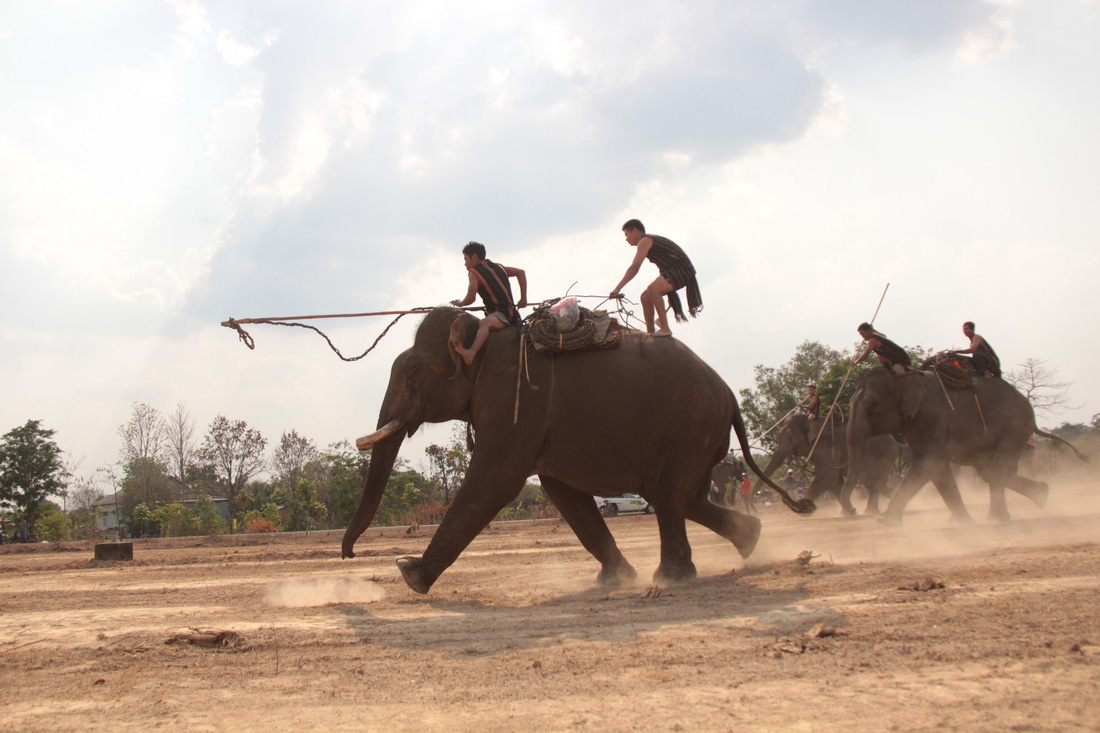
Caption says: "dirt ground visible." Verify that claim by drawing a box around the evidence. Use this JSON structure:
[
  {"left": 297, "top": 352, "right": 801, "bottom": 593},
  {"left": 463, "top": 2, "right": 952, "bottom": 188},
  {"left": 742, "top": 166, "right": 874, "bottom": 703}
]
[{"left": 2, "top": 476, "right": 1099, "bottom": 732}]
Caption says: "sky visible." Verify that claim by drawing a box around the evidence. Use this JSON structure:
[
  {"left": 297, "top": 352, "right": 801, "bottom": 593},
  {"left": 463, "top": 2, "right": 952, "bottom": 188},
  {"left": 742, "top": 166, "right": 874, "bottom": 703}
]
[{"left": 2, "top": 0, "right": 1098, "bottom": 490}]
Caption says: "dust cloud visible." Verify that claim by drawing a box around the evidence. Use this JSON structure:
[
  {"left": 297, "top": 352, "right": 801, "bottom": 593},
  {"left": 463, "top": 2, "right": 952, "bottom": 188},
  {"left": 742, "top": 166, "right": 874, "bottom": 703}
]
[{"left": 265, "top": 577, "right": 386, "bottom": 607}]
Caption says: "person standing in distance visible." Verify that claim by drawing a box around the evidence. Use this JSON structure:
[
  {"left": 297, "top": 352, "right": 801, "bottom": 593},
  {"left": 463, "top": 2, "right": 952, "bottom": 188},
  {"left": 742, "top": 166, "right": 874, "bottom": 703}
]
[{"left": 609, "top": 219, "right": 702, "bottom": 337}]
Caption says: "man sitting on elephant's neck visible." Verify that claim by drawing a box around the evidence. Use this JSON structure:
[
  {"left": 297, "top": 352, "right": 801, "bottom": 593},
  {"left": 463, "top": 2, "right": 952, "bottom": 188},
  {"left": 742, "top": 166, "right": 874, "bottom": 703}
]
[
  {"left": 854, "top": 323, "right": 912, "bottom": 374},
  {"left": 948, "top": 321, "right": 1001, "bottom": 379},
  {"left": 450, "top": 241, "right": 527, "bottom": 365},
  {"left": 609, "top": 218, "right": 702, "bottom": 338}
]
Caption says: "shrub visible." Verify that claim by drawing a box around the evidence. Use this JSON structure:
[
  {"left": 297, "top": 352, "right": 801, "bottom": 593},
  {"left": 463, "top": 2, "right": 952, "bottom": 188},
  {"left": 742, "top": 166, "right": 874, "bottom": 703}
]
[{"left": 243, "top": 517, "right": 278, "bottom": 534}]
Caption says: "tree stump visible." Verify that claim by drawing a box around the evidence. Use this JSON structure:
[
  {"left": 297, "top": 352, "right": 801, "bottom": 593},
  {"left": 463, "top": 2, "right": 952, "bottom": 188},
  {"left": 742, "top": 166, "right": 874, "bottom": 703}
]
[{"left": 94, "top": 542, "right": 133, "bottom": 561}]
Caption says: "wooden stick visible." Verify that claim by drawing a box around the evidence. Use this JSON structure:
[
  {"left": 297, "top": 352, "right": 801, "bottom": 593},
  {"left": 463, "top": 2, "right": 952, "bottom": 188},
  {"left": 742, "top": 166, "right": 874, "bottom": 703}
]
[
  {"left": 869, "top": 283, "right": 890, "bottom": 326},
  {"left": 806, "top": 282, "right": 891, "bottom": 465}
]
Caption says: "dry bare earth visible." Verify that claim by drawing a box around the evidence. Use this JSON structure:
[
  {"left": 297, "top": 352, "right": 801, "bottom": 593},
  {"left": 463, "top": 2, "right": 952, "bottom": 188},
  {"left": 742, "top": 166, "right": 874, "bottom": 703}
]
[{"left": 2, "top": 478, "right": 1099, "bottom": 732}]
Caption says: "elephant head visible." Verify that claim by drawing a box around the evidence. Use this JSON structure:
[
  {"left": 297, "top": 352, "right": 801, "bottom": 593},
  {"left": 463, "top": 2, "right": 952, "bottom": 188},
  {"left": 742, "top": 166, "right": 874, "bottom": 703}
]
[
  {"left": 842, "top": 370, "right": 923, "bottom": 511},
  {"left": 342, "top": 308, "right": 478, "bottom": 558}
]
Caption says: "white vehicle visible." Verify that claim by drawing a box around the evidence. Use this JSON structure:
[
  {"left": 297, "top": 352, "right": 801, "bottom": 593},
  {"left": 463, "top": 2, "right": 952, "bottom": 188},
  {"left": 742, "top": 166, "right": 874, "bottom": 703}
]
[{"left": 595, "top": 493, "right": 653, "bottom": 517}]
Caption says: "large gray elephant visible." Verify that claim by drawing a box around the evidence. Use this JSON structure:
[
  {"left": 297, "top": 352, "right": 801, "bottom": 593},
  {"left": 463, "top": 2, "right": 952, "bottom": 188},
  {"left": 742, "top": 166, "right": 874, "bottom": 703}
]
[
  {"left": 843, "top": 369, "right": 1086, "bottom": 524},
  {"left": 755, "top": 412, "right": 900, "bottom": 515},
  {"left": 343, "top": 307, "right": 813, "bottom": 593}
]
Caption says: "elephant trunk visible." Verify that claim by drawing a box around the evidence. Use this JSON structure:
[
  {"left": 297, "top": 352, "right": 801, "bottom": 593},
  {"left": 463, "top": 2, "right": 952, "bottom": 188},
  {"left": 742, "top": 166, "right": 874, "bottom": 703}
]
[
  {"left": 840, "top": 413, "right": 868, "bottom": 514},
  {"left": 341, "top": 427, "right": 405, "bottom": 559},
  {"left": 752, "top": 449, "right": 789, "bottom": 494}
]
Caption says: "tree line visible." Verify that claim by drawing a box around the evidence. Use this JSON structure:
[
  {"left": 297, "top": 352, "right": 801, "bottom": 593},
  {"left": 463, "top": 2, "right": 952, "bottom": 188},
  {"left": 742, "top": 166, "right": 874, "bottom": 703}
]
[
  {"left": 1, "top": 341, "right": 1093, "bottom": 541},
  {"left": 0, "top": 406, "right": 552, "bottom": 542}
]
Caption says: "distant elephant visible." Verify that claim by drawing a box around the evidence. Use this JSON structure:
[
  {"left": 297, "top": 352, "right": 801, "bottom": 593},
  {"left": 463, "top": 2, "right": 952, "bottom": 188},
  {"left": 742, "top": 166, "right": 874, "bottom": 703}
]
[
  {"left": 343, "top": 307, "right": 813, "bottom": 594},
  {"left": 710, "top": 457, "right": 745, "bottom": 505},
  {"left": 843, "top": 369, "right": 1086, "bottom": 524},
  {"left": 755, "top": 412, "right": 900, "bottom": 515}
]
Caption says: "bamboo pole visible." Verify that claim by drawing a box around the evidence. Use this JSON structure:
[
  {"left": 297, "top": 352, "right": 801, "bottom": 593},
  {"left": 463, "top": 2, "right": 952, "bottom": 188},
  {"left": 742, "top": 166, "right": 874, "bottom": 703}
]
[{"left": 805, "top": 282, "right": 890, "bottom": 466}]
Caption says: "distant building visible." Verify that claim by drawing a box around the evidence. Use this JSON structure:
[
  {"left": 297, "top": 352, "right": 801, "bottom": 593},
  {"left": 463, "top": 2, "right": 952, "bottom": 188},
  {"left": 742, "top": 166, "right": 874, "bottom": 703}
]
[{"left": 94, "top": 493, "right": 230, "bottom": 537}]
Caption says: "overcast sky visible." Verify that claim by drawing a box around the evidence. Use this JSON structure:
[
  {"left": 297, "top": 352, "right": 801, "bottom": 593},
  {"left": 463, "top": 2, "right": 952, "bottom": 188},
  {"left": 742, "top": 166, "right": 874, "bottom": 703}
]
[{"left": 2, "top": 0, "right": 1097, "bottom": 489}]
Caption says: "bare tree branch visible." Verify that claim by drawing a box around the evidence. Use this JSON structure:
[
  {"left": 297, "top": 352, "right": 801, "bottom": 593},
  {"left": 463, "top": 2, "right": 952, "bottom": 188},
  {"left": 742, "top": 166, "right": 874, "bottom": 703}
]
[{"left": 1004, "top": 358, "right": 1080, "bottom": 417}]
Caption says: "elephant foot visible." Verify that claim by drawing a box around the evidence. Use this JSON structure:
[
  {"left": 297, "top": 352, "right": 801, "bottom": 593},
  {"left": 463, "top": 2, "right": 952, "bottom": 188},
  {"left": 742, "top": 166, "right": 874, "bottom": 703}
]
[
  {"left": 396, "top": 556, "right": 434, "bottom": 595},
  {"left": 949, "top": 511, "right": 975, "bottom": 526},
  {"left": 876, "top": 512, "right": 903, "bottom": 528},
  {"left": 863, "top": 502, "right": 880, "bottom": 515},
  {"left": 733, "top": 514, "right": 762, "bottom": 560},
  {"left": 596, "top": 560, "right": 638, "bottom": 589},
  {"left": 653, "top": 560, "right": 697, "bottom": 586},
  {"left": 1031, "top": 482, "right": 1049, "bottom": 509},
  {"left": 986, "top": 509, "right": 1011, "bottom": 524},
  {"left": 840, "top": 504, "right": 858, "bottom": 518}
]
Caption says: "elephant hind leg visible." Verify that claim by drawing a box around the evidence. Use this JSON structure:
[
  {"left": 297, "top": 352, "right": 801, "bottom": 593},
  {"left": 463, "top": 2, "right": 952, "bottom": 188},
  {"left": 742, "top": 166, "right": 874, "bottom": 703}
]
[
  {"left": 539, "top": 475, "right": 637, "bottom": 588},
  {"left": 685, "top": 495, "right": 762, "bottom": 560},
  {"left": 648, "top": 500, "right": 697, "bottom": 585},
  {"left": 1005, "top": 474, "right": 1049, "bottom": 508}
]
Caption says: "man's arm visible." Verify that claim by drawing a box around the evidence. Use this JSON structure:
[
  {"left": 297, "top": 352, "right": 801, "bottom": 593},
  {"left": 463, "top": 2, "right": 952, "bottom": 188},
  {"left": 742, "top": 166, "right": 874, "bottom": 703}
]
[
  {"left": 450, "top": 271, "right": 479, "bottom": 307},
  {"left": 853, "top": 338, "right": 877, "bottom": 366},
  {"left": 503, "top": 265, "right": 527, "bottom": 308},
  {"left": 610, "top": 237, "right": 652, "bottom": 296},
  {"left": 950, "top": 335, "right": 983, "bottom": 355}
]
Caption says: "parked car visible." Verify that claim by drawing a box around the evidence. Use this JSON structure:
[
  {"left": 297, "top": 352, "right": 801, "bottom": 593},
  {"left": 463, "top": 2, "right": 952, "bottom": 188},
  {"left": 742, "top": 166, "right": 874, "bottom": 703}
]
[{"left": 594, "top": 493, "right": 653, "bottom": 517}]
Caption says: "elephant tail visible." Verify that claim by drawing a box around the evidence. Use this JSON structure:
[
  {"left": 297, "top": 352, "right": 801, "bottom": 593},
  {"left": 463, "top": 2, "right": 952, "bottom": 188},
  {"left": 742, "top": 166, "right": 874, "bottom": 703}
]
[
  {"left": 729, "top": 391, "right": 816, "bottom": 515},
  {"left": 1034, "top": 428, "right": 1090, "bottom": 463}
]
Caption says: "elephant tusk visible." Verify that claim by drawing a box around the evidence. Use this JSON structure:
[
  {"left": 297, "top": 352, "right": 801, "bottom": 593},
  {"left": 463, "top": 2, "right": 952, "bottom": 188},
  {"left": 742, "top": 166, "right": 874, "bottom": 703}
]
[{"left": 355, "top": 419, "right": 405, "bottom": 451}]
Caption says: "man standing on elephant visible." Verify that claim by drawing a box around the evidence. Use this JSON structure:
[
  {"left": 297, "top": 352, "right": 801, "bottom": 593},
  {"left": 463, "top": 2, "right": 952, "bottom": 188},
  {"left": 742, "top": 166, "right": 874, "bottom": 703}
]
[
  {"left": 854, "top": 323, "right": 912, "bottom": 374},
  {"left": 609, "top": 219, "right": 702, "bottom": 338},
  {"left": 949, "top": 321, "right": 1001, "bottom": 378},
  {"left": 450, "top": 241, "right": 527, "bottom": 365}
]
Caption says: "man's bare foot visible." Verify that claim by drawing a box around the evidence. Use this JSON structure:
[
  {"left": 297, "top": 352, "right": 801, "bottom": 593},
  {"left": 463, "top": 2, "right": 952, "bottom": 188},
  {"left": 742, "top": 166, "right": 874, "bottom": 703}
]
[
  {"left": 652, "top": 328, "right": 673, "bottom": 338},
  {"left": 459, "top": 347, "right": 475, "bottom": 365}
]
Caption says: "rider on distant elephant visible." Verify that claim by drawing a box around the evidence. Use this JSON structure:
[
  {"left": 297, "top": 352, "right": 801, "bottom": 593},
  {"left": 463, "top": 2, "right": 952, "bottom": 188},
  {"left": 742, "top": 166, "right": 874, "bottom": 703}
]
[
  {"left": 800, "top": 384, "right": 821, "bottom": 420},
  {"left": 949, "top": 321, "right": 1001, "bottom": 378},
  {"left": 854, "top": 323, "right": 912, "bottom": 374}
]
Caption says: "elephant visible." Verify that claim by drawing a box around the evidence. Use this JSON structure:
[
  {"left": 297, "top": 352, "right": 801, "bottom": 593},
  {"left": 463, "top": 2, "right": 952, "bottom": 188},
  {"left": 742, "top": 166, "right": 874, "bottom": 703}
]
[
  {"left": 754, "top": 412, "right": 900, "bottom": 515},
  {"left": 842, "top": 368, "right": 1086, "bottom": 524},
  {"left": 342, "top": 307, "right": 814, "bottom": 594},
  {"left": 710, "top": 457, "right": 745, "bottom": 505}
]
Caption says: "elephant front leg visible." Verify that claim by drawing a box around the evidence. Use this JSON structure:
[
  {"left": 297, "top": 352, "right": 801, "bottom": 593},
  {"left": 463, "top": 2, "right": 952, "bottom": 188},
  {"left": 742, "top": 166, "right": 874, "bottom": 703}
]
[
  {"left": 540, "top": 476, "right": 636, "bottom": 588},
  {"left": 399, "top": 465, "right": 530, "bottom": 594}
]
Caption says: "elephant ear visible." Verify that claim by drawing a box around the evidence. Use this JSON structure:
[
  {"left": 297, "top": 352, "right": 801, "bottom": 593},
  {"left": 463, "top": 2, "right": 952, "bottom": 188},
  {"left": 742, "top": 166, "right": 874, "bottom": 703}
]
[
  {"left": 897, "top": 373, "right": 926, "bottom": 421},
  {"left": 447, "top": 312, "right": 479, "bottom": 379}
]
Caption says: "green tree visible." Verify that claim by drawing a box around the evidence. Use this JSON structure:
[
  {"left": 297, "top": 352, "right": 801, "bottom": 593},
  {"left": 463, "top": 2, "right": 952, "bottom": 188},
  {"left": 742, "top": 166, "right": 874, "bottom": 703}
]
[
  {"left": 271, "top": 429, "right": 321, "bottom": 494},
  {"left": 426, "top": 424, "right": 471, "bottom": 507},
  {"left": 150, "top": 503, "right": 197, "bottom": 537},
  {"left": 192, "top": 496, "right": 229, "bottom": 535},
  {"left": 34, "top": 500, "right": 65, "bottom": 541},
  {"left": 0, "top": 419, "right": 65, "bottom": 525},
  {"left": 119, "top": 402, "right": 172, "bottom": 505},
  {"left": 198, "top": 415, "right": 266, "bottom": 521},
  {"left": 278, "top": 478, "right": 328, "bottom": 532},
  {"left": 318, "top": 441, "right": 365, "bottom": 528}
]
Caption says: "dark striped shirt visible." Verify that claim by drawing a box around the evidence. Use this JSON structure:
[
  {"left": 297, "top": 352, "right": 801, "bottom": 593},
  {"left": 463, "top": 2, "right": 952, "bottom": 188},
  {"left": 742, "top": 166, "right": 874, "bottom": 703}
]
[
  {"left": 645, "top": 234, "right": 703, "bottom": 322},
  {"left": 469, "top": 260, "right": 518, "bottom": 324},
  {"left": 867, "top": 331, "right": 911, "bottom": 369}
]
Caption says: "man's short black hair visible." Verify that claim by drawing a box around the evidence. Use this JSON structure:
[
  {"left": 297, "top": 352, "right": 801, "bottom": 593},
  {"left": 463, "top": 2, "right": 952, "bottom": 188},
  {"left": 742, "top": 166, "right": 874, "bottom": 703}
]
[
  {"left": 622, "top": 219, "right": 645, "bottom": 233},
  {"left": 857, "top": 322, "right": 873, "bottom": 332},
  {"left": 963, "top": 321, "right": 975, "bottom": 330},
  {"left": 463, "top": 241, "right": 486, "bottom": 259}
]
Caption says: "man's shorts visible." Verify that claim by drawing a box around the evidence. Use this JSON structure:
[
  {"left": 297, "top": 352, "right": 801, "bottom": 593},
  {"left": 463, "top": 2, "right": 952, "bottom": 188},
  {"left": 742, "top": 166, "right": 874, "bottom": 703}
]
[
  {"left": 486, "top": 311, "right": 510, "bottom": 325},
  {"left": 661, "top": 271, "right": 687, "bottom": 290}
]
